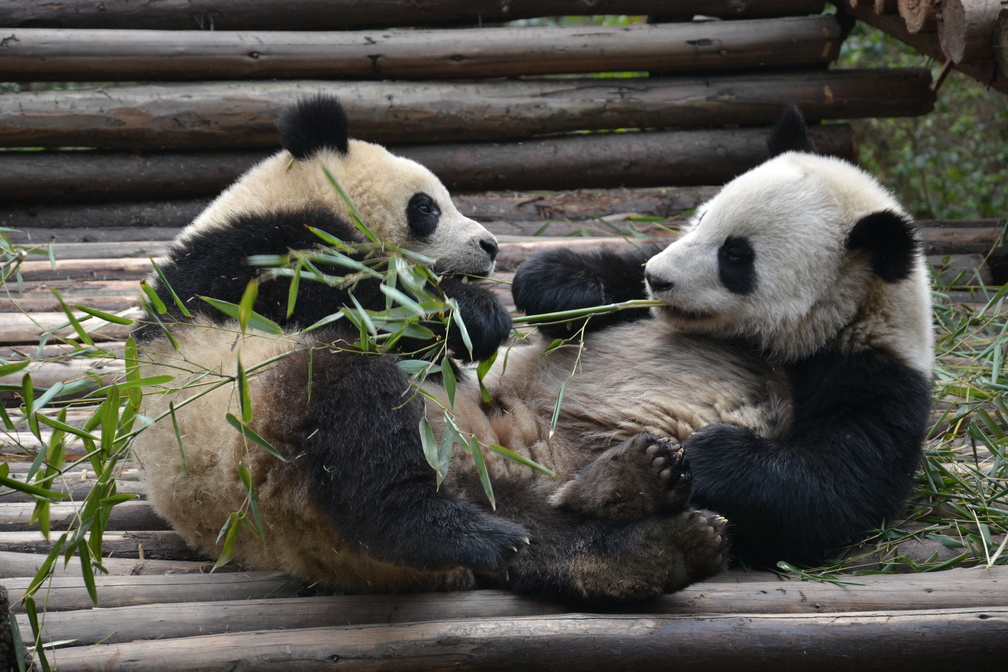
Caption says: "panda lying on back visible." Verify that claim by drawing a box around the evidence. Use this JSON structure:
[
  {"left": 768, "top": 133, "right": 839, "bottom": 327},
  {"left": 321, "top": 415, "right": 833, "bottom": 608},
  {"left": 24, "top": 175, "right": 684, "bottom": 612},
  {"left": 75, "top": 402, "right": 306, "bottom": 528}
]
[
  {"left": 132, "top": 95, "right": 729, "bottom": 603},
  {"left": 510, "top": 107, "right": 934, "bottom": 567}
]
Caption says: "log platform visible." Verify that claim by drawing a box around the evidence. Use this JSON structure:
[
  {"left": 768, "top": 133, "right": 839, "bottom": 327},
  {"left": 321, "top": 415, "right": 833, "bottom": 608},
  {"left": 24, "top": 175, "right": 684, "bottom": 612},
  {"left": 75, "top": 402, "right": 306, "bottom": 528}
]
[{"left": 2, "top": 1, "right": 1008, "bottom": 670}]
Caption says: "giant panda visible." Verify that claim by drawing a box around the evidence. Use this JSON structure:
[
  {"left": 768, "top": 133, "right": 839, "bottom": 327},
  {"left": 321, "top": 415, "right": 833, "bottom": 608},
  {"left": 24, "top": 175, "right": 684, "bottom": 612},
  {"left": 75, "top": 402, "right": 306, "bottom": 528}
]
[
  {"left": 507, "top": 106, "right": 934, "bottom": 567},
  {"left": 131, "top": 95, "right": 729, "bottom": 603}
]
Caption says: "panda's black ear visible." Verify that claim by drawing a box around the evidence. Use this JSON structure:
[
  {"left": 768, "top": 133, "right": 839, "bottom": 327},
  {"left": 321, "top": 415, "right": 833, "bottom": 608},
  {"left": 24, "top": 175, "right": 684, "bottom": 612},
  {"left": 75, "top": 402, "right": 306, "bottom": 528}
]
[
  {"left": 846, "top": 210, "right": 920, "bottom": 283},
  {"left": 277, "top": 95, "right": 350, "bottom": 160},
  {"left": 767, "top": 105, "right": 812, "bottom": 157}
]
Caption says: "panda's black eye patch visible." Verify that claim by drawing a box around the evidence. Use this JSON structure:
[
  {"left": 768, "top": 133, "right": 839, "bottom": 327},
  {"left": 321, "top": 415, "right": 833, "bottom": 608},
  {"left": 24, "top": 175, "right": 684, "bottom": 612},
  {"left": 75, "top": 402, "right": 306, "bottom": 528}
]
[
  {"left": 407, "top": 193, "right": 441, "bottom": 237},
  {"left": 718, "top": 236, "right": 756, "bottom": 295}
]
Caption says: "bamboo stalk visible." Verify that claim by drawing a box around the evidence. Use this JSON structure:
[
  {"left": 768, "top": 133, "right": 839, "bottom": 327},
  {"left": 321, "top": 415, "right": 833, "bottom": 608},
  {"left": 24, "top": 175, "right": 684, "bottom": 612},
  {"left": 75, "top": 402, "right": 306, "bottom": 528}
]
[{"left": 2, "top": 17, "right": 842, "bottom": 82}]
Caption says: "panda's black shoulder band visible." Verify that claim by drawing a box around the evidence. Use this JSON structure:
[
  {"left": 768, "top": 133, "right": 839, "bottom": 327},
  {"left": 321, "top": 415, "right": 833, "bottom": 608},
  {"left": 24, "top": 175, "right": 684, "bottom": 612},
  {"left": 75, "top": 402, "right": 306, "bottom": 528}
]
[
  {"left": 277, "top": 94, "right": 350, "bottom": 160},
  {"left": 767, "top": 104, "right": 812, "bottom": 157}
]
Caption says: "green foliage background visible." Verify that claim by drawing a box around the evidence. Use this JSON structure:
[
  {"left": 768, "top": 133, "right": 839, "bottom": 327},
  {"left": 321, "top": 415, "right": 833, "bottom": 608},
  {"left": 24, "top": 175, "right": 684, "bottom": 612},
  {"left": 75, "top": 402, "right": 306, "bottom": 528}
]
[{"left": 837, "top": 24, "right": 1008, "bottom": 221}]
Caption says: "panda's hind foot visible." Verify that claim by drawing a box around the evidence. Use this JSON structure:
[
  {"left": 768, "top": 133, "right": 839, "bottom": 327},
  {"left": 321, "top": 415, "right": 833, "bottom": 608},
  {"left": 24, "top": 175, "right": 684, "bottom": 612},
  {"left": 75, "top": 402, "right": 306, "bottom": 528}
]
[
  {"left": 551, "top": 433, "right": 691, "bottom": 520},
  {"left": 656, "top": 508, "right": 730, "bottom": 593}
]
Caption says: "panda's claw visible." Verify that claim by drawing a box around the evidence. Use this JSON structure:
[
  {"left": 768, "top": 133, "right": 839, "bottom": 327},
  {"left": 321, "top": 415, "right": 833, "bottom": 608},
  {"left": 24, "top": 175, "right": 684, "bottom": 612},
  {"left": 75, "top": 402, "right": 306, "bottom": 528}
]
[{"left": 551, "top": 433, "right": 693, "bottom": 519}]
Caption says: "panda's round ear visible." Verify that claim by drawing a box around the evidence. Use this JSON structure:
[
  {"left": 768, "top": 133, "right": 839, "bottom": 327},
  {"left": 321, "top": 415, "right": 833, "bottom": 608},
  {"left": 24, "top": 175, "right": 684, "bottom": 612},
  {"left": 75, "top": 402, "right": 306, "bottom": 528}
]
[
  {"left": 845, "top": 210, "right": 920, "bottom": 283},
  {"left": 277, "top": 95, "right": 350, "bottom": 160},
  {"left": 767, "top": 105, "right": 812, "bottom": 157}
]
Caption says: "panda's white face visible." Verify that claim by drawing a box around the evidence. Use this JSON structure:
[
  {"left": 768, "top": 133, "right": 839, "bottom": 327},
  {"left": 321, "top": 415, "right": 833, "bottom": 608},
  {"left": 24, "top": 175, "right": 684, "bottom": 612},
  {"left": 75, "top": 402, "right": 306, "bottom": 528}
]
[
  {"left": 185, "top": 139, "right": 499, "bottom": 278},
  {"left": 644, "top": 153, "right": 933, "bottom": 371}
]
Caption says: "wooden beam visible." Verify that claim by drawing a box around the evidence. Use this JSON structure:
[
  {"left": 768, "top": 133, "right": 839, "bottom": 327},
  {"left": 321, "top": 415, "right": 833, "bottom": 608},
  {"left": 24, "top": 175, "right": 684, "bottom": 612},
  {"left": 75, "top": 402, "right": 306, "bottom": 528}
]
[
  {"left": 898, "top": 0, "right": 938, "bottom": 33},
  {"left": 0, "top": 0, "right": 828, "bottom": 31},
  {"left": 2, "top": 17, "right": 842, "bottom": 82},
  {"left": 0, "top": 71, "right": 934, "bottom": 150},
  {"left": 936, "top": 0, "right": 1002, "bottom": 64},
  {"left": 0, "top": 124, "right": 857, "bottom": 199},
  {"left": 0, "top": 188, "right": 717, "bottom": 230},
  {"left": 836, "top": 0, "right": 1008, "bottom": 92},
  {"left": 29, "top": 607, "right": 1008, "bottom": 671},
  {"left": 9, "top": 568, "right": 1008, "bottom": 648}
]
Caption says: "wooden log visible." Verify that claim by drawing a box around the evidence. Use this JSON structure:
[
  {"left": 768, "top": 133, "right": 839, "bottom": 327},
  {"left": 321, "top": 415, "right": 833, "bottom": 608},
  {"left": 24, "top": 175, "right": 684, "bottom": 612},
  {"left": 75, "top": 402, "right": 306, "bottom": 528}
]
[
  {"left": 31, "top": 608, "right": 1008, "bottom": 672},
  {"left": 996, "top": 7, "right": 1008, "bottom": 75},
  {"left": 0, "top": 500, "right": 166, "bottom": 533},
  {"left": 937, "top": 0, "right": 1002, "bottom": 63},
  {"left": 0, "top": 188, "right": 717, "bottom": 233},
  {"left": 837, "top": 0, "right": 1008, "bottom": 93},
  {"left": 0, "top": 0, "right": 828, "bottom": 31},
  {"left": 0, "top": 124, "right": 857, "bottom": 199},
  {"left": 398, "top": 125, "right": 857, "bottom": 192},
  {"left": 11, "top": 568, "right": 1008, "bottom": 647},
  {"left": 874, "top": 0, "right": 899, "bottom": 13},
  {"left": 3, "top": 571, "right": 302, "bottom": 612},
  {"left": 899, "top": 0, "right": 939, "bottom": 32},
  {"left": 0, "top": 551, "right": 226, "bottom": 578},
  {"left": 0, "top": 469, "right": 146, "bottom": 504},
  {"left": 1, "top": 17, "right": 843, "bottom": 82},
  {"left": 0, "top": 71, "right": 934, "bottom": 150},
  {"left": 0, "top": 530, "right": 205, "bottom": 561},
  {"left": 0, "top": 312, "right": 133, "bottom": 346}
]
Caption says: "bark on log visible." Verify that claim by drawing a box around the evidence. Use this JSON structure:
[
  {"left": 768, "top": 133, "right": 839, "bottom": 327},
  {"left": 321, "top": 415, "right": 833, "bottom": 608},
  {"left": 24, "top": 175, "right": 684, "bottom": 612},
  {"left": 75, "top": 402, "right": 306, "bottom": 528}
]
[
  {"left": 0, "top": 530, "right": 204, "bottom": 561},
  {"left": 996, "top": 8, "right": 1008, "bottom": 75},
  {"left": 2, "top": 571, "right": 302, "bottom": 612},
  {"left": 10, "top": 568, "right": 1008, "bottom": 647},
  {"left": 0, "top": 72, "right": 934, "bottom": 150},
  {"left": 936, "top": 0, "right": 1002, "bottom": 63},
  {"left": 838, "top": 0, "right": 1008, "bottom": 92},
  {"left": 899, "top": 0, "right": 939, "bottom": 32},
  {"left": 0, "top": 188, "right": 718, "bottom": 234},
  {"left": 0, "top": 124, "right": 857, "bottom": 199},
  {"left": 0, "top": 0, "right": 828, "bottom": 31},
  {"left": 0, "top": 551, "right": 224, "bottom": 579},
  {"left": 874, "top": 0, "right": 899, "bottom": 13},
  {"left": 0, "top": 500, "right": 166, "bottom": 533},
  {"left": 1, "top": 17, "right": 843, "bottom": 82},
  {"left": 29, "top": 608, "right": 1008, "bottom": 672}
]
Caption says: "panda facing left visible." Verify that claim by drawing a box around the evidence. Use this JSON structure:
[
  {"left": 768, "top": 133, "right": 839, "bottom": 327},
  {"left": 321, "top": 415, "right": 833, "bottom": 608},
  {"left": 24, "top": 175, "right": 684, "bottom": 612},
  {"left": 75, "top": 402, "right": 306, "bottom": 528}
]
[{"left": 130, "top": 94, "right": 728, "bottom": 603}]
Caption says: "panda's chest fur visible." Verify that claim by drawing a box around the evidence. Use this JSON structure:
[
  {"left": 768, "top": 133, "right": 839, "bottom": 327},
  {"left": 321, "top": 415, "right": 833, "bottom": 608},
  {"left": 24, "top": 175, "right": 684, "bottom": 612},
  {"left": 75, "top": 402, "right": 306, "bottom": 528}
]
[{"left": 449, "top": 321, "right": 792, "bottom": 483}]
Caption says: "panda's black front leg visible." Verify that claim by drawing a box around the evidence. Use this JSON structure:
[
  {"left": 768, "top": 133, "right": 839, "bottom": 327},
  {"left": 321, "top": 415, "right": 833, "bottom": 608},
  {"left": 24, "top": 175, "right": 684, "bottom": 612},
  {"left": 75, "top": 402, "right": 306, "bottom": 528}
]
[
  {"left": 280, "top": 343, "right": 529, "bottom": 572},
  {"left": 437, "top": 276, "right": 512, "bottom": 362},
  {"left": 683, "top": 351, "right": 932, "bottom": 567},
  {"left": 512, "top": 245, "right": 663, "bottom": 339}
]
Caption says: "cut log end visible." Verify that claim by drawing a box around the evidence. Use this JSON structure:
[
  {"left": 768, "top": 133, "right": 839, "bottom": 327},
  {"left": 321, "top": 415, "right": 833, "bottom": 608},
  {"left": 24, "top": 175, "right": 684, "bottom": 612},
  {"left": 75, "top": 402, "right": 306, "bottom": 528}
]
[{"left": 937, "top": 0, "right": 1002, "bottom": 64}]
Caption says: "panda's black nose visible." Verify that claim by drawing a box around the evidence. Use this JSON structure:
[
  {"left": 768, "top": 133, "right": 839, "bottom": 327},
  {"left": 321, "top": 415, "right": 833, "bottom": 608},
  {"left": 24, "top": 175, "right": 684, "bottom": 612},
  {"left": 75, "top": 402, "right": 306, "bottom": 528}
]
[
  {"left": 479, "top": 237, "right": 499, "bottom": 261},
  {"left": 645, "top": 270, "right": 673, "bottom": 293}
]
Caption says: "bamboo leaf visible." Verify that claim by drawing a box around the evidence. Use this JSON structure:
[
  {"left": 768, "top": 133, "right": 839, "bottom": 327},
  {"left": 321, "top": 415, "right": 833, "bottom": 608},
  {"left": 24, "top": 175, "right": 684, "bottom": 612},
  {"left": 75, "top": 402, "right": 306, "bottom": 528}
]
[
  {"left": 238, "top": 279, "right": 259, "bottom": 334},
  {"left": 199, "top": 296, "right": 284, "bottom": 334},
  {"left": 74, "top": 305, "right": 134, "bottom": 325},
  {"left": 486, "top": 443, "right": 557, "bottom": 478},
  {"left": 214, "top": 512, "right": 243, "bottom": 570},
  {"left": 150, "top": 259, "right": 192, "bottom": 317},
  {"left": 236, "top": 355, "right": 253, "bottom": 424},
  {"left": 225, "top": 413, "right": 287, "bottom": 461},
  {"left": 419, "top": 416, "right": 446, "bottom": 487},
  {"left": 467, "top": 435, "right": 495, "bottom": 510},
  {"left": 440, "top": 357, "right": 457, "bottom": 409}
]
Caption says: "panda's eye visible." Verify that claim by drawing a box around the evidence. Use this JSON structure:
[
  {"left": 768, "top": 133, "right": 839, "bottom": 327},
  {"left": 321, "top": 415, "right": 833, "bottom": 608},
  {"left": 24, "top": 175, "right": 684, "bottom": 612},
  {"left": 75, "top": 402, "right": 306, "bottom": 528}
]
[
  {"left": 407, "top": 192, "right": 441, "bottom": 237},
  {"left": 718, "top": 236, "right": 755, "bottom": 295}
]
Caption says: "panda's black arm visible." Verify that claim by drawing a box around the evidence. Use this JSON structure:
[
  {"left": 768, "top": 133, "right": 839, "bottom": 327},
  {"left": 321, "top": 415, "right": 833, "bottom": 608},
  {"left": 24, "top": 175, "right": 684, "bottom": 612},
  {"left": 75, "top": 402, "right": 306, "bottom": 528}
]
[
  {"left": 683, "top": 351, "right": 931, "bottom": 567},
  {"left": 292, "top": 344, "right": 529, "bottom": 572},
  {"left": 512, "top": 244, "right": 664, "bottom": 340}
]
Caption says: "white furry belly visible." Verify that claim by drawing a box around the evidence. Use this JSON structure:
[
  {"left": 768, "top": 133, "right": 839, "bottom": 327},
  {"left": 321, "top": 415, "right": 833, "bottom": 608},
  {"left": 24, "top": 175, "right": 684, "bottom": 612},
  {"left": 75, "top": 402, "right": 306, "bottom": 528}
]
[{"left": 489, "top": 322, "right": 782, "bottom": 453}]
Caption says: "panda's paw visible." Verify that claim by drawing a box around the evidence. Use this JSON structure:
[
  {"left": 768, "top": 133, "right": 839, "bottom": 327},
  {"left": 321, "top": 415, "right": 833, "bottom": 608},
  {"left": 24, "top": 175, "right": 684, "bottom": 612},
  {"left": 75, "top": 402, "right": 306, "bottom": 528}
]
[
  {"left": 550, "top": 433, "right": 691, "bottom": 520},
  {"left": 452, "top": 516, "right": 531, "bottom": 573},
  {"left": 656, "top": 509, "right": 730, "bottom": 592}
]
